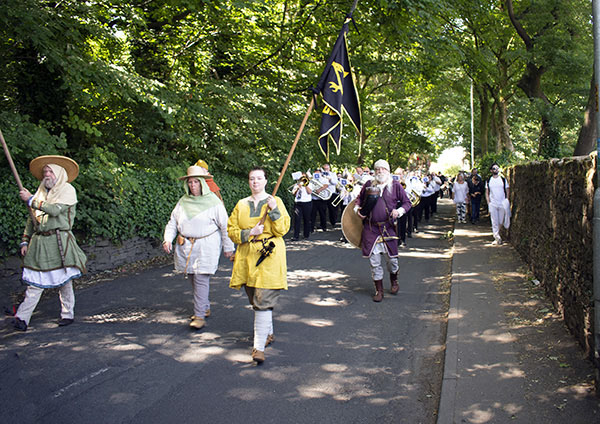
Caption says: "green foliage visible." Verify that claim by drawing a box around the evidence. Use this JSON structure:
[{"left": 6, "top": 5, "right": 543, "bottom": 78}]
[
  {"left": 0, "top": 0, "right": 595, "bottom": 260},
  {"left": 0, "top": 171, "right": 36, "bottom": 257},
  {"left": 477, "top": 150, "right": 521, "bottom": 181}
]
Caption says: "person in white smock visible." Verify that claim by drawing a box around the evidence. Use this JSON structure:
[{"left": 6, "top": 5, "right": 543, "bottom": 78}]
[{"left": 163, "top": 165, "right": 234, "bottom": 329}]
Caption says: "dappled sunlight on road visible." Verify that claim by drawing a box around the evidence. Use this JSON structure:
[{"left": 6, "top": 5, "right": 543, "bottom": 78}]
[
  {"left": 397, "top": 250, "right": 451, "bottom": 259},
  {"left": 287, "top": 269, "right": 349, "bottom": 286},
  {"left": 278, "top": 313, "right": 335, "bottom": 327},
  {"left": 476, "top": 329, "right": 517, "bottom": 344},
  {"left": 302, "top": 294, "right": 349, "bottom": 307}
]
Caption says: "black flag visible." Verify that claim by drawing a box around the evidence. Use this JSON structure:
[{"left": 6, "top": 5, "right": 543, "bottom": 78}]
[{"left": 315, "top": 19, "right": 361, "bottom": 160}]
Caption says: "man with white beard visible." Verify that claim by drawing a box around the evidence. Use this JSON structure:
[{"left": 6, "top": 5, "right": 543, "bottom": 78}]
[
  {"left": 12, "top": 155, "right": 87, "bottom": 331},
  {"left": 354, "top": 160, "right": 411, "bottom": 302}
]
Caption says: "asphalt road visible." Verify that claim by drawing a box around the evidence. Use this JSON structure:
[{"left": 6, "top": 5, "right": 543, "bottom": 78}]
[{"left": 1, "top": 202, "right": 454, "bottom": 424}]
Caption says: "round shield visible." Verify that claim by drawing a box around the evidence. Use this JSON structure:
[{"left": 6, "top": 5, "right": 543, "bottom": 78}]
[{"left": 341, "top": 198, "right": 363, "bottom": 249}]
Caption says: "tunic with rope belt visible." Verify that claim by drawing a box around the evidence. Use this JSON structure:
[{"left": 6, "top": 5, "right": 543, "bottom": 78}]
[
  {"left": 356, "top": 179, "right": 411, "bottom": 258},
  {"left": 227, "top": 196, "right": 290, "bottom": 290}
]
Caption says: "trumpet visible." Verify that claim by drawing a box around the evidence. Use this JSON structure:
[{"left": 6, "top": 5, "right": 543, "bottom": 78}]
[{"left": 331, "top": 182, "right": 354, "bottom": 207}]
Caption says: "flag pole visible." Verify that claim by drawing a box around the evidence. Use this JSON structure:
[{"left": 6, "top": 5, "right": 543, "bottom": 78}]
[
  {"left": 271, "top": 95, "right": 316, "bottom": 197},
  {"left": 0, "top": 130, "right": 38, "bottom": 226},
  {"left": 252, "top": 95, "right": 316, "bottom": 236}
]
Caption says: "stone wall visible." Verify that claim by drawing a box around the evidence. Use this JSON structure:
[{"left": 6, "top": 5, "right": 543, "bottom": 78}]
[
  {"left": 0, "top": 237, "right": 166, "bottom": 299},
  {"left": 507, "top": 154, "right": 596, "bottom": 357}
]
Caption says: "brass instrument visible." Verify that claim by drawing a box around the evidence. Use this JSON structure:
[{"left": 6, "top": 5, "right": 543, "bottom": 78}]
[
  {"left": 287, "top": 175, "right": 310, "bottom": 195},
  {"left": 408, "top": 189, "right": 421, "bottom": 207},
  {"left": 308, "top": 177, "right": 333, "bottom": 200},
  {"left": 332, "top": 182, "right": 354, "bottom": 207}
]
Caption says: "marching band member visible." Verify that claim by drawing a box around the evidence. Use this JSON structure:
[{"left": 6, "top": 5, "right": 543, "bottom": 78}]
[
  {"left": 431, "top": 173, "right": 442, "bottom": 214},
  {"left": 407, "top": 172, "right": 424, "bottom": 235},
  {"left": 354, "top": 160, "right": 411, "bottom": 302},
  {"left": 393, "top": 168, "right": 409, "bottom": 248},
  {"left": 291, "top": 172, "right": 312, "bottom": 241},
  {"left": 420, "top": 176, "right": 436, "bottom": 222},
  {"left": 321, "top": 163, "right": 339, "bottom": 229},
  {"left": 310, "top": 164, "right": 337, "bottom": 232}
]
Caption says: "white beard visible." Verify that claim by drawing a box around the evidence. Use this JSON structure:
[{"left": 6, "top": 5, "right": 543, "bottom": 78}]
[
  {"left": 375, "top": 174, "right": 388, "bottom": 184},
  {"left": 43, "top": 177, "right": 56, "bottom": 190}
]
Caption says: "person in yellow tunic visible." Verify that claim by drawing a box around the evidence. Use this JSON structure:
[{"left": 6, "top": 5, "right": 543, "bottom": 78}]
[{"left": 227, "top": 167, "right": 290, "bottom": 364}]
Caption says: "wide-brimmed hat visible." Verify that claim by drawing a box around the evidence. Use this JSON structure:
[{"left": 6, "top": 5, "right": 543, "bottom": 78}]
[
  {"left": 30, "top": 155, "right": 79, "bottom": 182},
  {"left": 178, "top": 165, "right": 213, "bottom": 180}
]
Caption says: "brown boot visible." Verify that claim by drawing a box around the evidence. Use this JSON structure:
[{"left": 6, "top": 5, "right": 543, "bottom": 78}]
[
  {"left": 373, "top": 280, "right": 384, "bottom": 302},
  {"left": 390, "top": 272, "right": 399, "bottom": 295}
]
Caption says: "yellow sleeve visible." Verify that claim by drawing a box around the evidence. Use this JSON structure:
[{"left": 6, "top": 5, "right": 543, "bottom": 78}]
[
  {"left": 227, "top": 201, "right": 245, "bottom": 245},
  {"left": 269, "top": 197, "right": 290, "bottom": 237}
]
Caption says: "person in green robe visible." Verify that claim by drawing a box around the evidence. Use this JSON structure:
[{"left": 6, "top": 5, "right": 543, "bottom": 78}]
[{"left": 12, "top": 155, "right": 87, "bottom": 332}]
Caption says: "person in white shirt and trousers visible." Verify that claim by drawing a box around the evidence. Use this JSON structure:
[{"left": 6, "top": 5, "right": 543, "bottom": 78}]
[{"left": 485, "top": 163, "right": 511, "bottom": 245}]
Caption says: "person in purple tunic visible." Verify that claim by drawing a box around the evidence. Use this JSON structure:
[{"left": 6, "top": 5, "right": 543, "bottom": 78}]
[{"left": 354, "top": 159, "right": 411, "bottom": 302}]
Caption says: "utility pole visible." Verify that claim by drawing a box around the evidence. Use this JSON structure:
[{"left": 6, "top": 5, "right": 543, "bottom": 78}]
[{"left": 592, "top": 0, "right": 600, "bottom": 394}]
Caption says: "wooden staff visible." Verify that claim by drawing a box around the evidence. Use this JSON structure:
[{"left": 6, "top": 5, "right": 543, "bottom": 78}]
[
  {"left": 253, "top": 95, "right": 316, "bottom": 236},
  {"left": 0, "top": 130, "right": 38, "bottom": 225}
]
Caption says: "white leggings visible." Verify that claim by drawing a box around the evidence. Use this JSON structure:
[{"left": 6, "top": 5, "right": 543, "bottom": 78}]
[
  {"left": 189, "top": 274, "right": 211, "bottom": 317},
  {"left": 369, "top": 243, "right": 399, "bottom": 280},
  {"left": 16, "top": 281, "right": 75, "bottom": 325}
]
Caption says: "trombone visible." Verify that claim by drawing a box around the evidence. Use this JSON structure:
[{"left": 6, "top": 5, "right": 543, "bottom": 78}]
[
  {"left": 331, "top": 182, "right": 354, "bottom": 207},
  {"left": 287, "top": 175, "right": 310, "bottom": 195}
]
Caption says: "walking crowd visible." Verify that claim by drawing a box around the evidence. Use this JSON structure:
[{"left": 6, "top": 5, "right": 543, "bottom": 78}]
[{"left": 8, "top": 155, "right": 510, "bottom": 365}]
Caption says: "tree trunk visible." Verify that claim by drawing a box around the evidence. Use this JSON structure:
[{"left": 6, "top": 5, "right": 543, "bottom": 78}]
[
  {"left": 478, "top": 89, "right": 490, "bottom": 155},
  {"left": 497, "top": 97, "right": 514, "bottom": 151},
  {"left": 574, "top": 71, "right": 597, "bottom": 156},
  {"left": 491, "top": 101, "right": 499, "bottom": 153},
  {"left": 505, "top": 0, "right": 557, "bottom": 157}
]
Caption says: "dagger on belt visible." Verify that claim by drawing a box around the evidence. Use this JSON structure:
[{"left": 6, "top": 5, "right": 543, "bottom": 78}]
[{"left": 256, "top": 238, "right": 275, "bottom": 267}]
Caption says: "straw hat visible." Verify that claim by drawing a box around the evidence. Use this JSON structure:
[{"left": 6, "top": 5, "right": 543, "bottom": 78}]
[
  {"left": 341, "top": 198, "right": 363, "bottom": 249},
  {"left": 30, "top": 155, "right": 79, "bottom": 182},
  {"left": 178, "top": 165, "right": 213, "bottom": 180}
]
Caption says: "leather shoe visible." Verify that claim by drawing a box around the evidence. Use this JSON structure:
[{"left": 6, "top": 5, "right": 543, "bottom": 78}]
[
  {"left": 251, "top": 348, "right": 265, "bottom": 364},
  {"left": 13, "top": 317, "right": 27, "bottom": 331},
  {"left": 265, "top": 334, "right": 275, "bottom": 348},
  {"left": 189, "top": 316, "right": 205, "bottom": 329},
  {"left": 58, "top": 318, "right": 74, "bottom": 327}
]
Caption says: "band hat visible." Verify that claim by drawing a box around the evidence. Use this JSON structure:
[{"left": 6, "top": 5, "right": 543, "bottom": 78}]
[
  {"left": 30, "top": 155, "right": 79, "bottom": 182},
  {"left": 373, "top": 159, "right": 390, "bottom": 171},
  {"left": 178, "top": 165, "right": 213, "bottom": 180}
]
